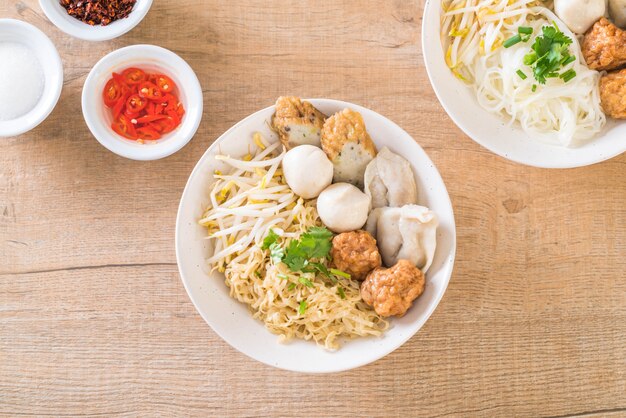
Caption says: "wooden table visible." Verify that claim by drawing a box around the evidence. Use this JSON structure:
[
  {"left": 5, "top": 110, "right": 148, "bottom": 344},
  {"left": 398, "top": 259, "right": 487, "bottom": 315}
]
[{"left": 2, "top": 1, "right": 625, "bottom": 416}]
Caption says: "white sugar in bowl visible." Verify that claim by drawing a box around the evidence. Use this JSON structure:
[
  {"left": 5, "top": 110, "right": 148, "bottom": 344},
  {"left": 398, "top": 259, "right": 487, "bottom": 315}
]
[{"left": 0, "top": 19, "right": 63, "bottom": 138}]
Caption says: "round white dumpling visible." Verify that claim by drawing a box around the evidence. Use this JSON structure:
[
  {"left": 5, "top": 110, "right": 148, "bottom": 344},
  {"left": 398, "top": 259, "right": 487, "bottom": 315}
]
[
  {"left": 317, "top": 183, "right": 370, "bottom": 233},
  {"left": 555, "top": 0, "right": 605, "bottom": 34},
  {"left": 282, "top": 145, "right": 333, "bottom": 199}
]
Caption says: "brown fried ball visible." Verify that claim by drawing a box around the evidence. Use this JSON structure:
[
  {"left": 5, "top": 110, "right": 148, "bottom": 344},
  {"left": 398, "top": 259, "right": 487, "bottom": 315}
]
[
  {"left": 600, "top": 69, "right": 626, "bottom": 119},
  {"left": 330, "top": 230, "right": 381, "bottom": 281},
  {"left": 582, "top": 18, "right": 626, "bottom": 71},
  {"left": 361, "top": 260, "right": 425, "bottom": 317}
]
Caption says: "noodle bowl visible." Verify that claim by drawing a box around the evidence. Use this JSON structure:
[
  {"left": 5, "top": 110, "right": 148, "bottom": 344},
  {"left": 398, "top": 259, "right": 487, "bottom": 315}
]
[{"left": 441, "top": 0, "right": 606, "bottom": 146}]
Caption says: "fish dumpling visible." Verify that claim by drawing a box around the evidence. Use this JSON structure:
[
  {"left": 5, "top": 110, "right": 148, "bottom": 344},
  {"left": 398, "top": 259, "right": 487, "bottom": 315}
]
[
  {"left": 364, "top": 147, "right": 418, "bottom": 209},
  {"left": 366, "top": 205, "right": 437, "bottom": 272}
]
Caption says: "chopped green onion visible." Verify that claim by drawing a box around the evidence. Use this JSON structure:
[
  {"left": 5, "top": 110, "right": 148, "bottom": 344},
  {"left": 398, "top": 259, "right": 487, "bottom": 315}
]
[
  {"left": 330, "top": 268, "right": 351, "bottom": 279},
  {"left": 524, "top": 51, "right": 538, "bottom": 65},
  {"left": 287, "top": 283, "right": 296, "bottom": 291},
  {"left": 560, "top": 69, "right": 577, "bottom": 82},
  {"left": 516, "top": 69, "right": 527, "bottom": 80},
  {"left": 532, "top": 84, "right": 537, "bottom": 92},
  {"left": 518, "top": 26, "right": 533, "bottom": 35},
  {"left": 337, "top": 287, "right": 346, "bottom": 299},
  {"left": 562, "top": 55, "right": 576, "bottom": 66},
  {"left": 298, "top": 277, "right": 313, "bottom": 288},
  {"left": 277, "top": 274, "right": 288, "bottom": 280},
  {"left": 503, "top": 34, "right": 522, "bottom": 48},
  {"left": 298, "top": 300, "right": 307, "bottom": 315}
]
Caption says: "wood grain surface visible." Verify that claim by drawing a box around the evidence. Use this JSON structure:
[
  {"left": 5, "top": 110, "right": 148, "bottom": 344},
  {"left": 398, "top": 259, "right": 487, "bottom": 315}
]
[{"left": 1, "top": 1, "right": 625, "bottom": 416}]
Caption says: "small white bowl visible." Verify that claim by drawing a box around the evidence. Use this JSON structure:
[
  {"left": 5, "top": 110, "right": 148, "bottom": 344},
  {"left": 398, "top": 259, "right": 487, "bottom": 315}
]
[
  {"left": 39, "top": 0, "right": 152, "bottom": 42},
  {"left": 176, "top": 99, "right": 456, "bottom": 373},
  {"left": 422, "top": 1, "right": 626, "bottom": 168},
  {"left": 0, "top": 19, "right": 63, "bottom": 138},
  {"left": 82, "top": 44, "right": 203, "bottom": 161}
]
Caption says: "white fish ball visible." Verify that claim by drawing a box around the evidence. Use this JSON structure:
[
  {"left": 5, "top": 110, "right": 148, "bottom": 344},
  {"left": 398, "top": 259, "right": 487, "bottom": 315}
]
[
  {"left": 317, "top": 183, "right": 371, "bottom": 233},
  {"left": 282, "top": 145, "right": 333, "bottom": 199},
  {"left": 555, "top": 0, "right": 605, "bottom": 34}
]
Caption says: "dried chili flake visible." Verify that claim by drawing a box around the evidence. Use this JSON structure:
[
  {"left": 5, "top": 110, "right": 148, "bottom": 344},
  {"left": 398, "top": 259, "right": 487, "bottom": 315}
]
[{"left": 59, "top": 0, "right": 137, "bottom": 26}]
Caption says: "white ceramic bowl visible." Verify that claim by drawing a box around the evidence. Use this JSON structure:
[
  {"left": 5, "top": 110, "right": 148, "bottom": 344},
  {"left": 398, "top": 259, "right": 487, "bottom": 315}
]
[
  {"left": 0, "top": 19, "right": 63, "bottom": 138},
  {"left": 39, "top": 0, "right": 152, "bottom": 41},
  {"left": 176, "top": 99, "right": 456, "bottom": 373},
  {"left": 422, "top": 1, "right": 626, "bottom": 168},
  {"left": 82, "top": 44, "right": 203, "bottom": 161}
]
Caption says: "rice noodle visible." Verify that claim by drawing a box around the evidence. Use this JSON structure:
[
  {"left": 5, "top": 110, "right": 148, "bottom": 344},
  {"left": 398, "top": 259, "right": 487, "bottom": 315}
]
[
  {"left": 441, "top": 0, "right": 605, "bottom": 146},
  {"left": 199, "top": 133, "right": 388, "bottom": 350}
]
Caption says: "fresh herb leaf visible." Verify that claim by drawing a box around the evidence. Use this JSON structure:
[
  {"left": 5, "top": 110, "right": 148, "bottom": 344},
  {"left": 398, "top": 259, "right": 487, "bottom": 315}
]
[
  {"left": 306, "top": 262, "right": 330, "bottom": 277},
  {"left": 337, "top": 287, "right": 346, "bottom": 299},
  {"left": 254, "top": 271, "right": 262, "bottom": 278},
  {"left": 261, "top": 229, "right": 279, "bottom": 250},
  {"left": 282, "top": 226, "right": 333, "bottom": 272},
  {"left": 298, "top": 227, "right": 333, "bottom": 259},
  {"left": 287, "top": 283, "right": 296, "bottom": 291},
  {"left": 298, "top": 300, "right": 307, "bottom": 315},
  {"left": 330, "top": 268, "right": 351, "bottom": 279},
  {"left": 269, "top": 242, "right": 284, "bottom": 264},
  {"left": 523, "top": 23, "right": 574, "bottom": 85},
  {"left": 298, "top": 277, "right": 314, "bottom": 288}
]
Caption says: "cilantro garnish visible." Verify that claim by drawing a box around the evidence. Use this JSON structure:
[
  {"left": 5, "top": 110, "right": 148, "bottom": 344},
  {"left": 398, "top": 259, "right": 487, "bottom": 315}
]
[
  {"left": 261, "top": 229, "right": 280, "bottom": 250},
  {"left": 503, "top": 23, "right": 577, "bottom": 87},
  {"left": 523, "top": 22, "right": 576, "bottom": 85},
  {"left": 270, "top": 226, "right": 333, "bottom": 272},
  {"left": 261, "top": 226, "right": 336, "bottom": 289}
]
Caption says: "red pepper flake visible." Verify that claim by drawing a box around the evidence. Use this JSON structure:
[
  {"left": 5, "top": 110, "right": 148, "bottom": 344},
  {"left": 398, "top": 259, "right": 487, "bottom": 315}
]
[{"left": 59, "top": 0, "right": 137, "bottom": 26}]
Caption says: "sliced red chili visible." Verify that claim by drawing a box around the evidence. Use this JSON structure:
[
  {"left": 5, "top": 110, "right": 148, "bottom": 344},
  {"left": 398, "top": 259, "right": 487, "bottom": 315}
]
[
  {"left": 138, "top": 81, "right": 163, "bottom": 101},
  {"left": 136, "top": 126, "right": 161, "bottom": 140},
  {"left": 136, "top": 114, "right": 166, "bottom": 124},
  {"left": 111, "top": 114, "right": 137, "bottom": 140},
  {"left": 165, "top": 109, "right": 180, "bottom": 125},
  {"left": 121, "top": 67, "right": 146, "bottom": 85},
  {"left": 150, "top": 115, "right": 177, "bottom": 134},
  {"left": 103, "top": 78, "right": 124, "bottom": 108},
  {"left": 111, "top": 93, "right": 128, "bottom": 119},
  {"left": 154, "top": 74, "right": 177, "bottom": 94},
  {"left": 126, "top": 94, "right": 147, "bottom": 113}
]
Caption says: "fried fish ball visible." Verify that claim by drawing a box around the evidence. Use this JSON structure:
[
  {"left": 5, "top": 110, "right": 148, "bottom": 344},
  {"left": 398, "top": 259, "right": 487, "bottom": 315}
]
[
  {"left": 330, "top": 230, "right": 382, "bottom": 281},
  {"left": 600, "top": 68, "right": 626, "bottom": 119},
  {"left": 271, "top": 96, "right": 326, "bottom": 149},
  {"left": 582, "top": 17, "right": 626, "bottom": 71},
  {"left": 321, "top": 108, "right": 377, "bottom": 188},
  {"left": 361, "top": 260, "right": 425, "bottom": 317}
]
